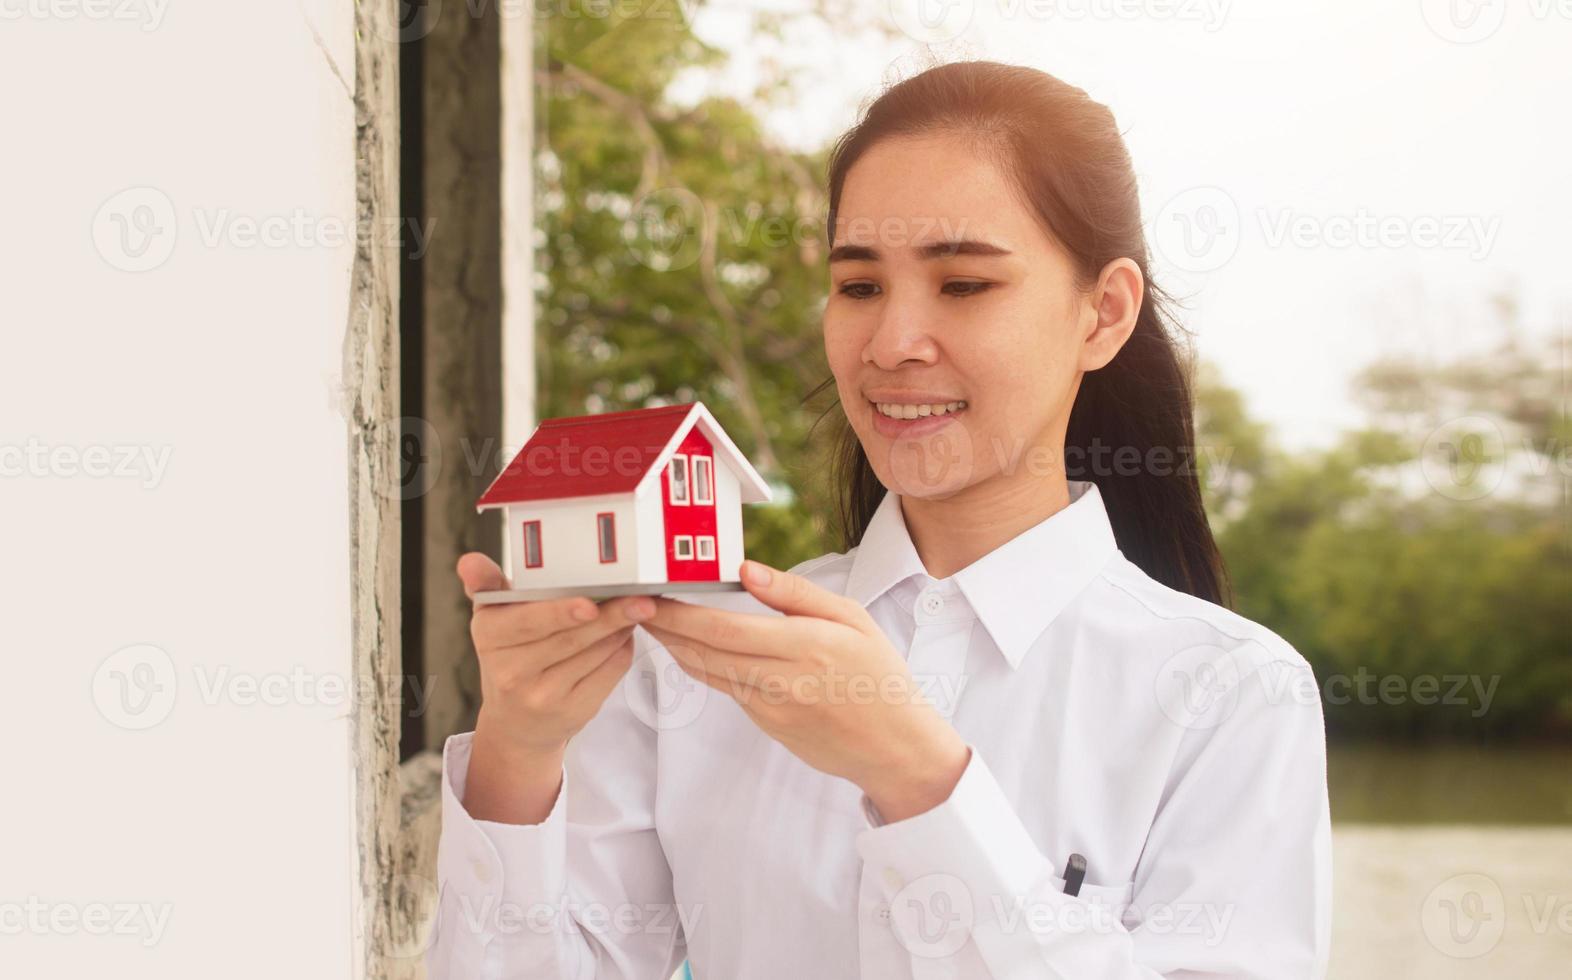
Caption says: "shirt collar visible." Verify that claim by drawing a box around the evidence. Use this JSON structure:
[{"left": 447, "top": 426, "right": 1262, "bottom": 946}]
[{"left": 843, "top": 480, "right": 1120, "bottom": 669}]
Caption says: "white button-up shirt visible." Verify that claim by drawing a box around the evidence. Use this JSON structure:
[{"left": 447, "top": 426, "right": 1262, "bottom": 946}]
[{"left": 428, "top": 480, "right": 1332, "bottom": 979}]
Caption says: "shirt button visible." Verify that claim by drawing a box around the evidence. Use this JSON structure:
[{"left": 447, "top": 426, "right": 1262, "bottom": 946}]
[
  {"left": 921, "top": 593, "right": 943, "bottom": 615},
  {"left": 882, "top": 867, "right": 903, "bottom": 890},
  {"left": 471, "top": 857, "right": 493, "bottom": 884},
  {"left": 874, "top": 902, "right": 891, "bottom": 923}
]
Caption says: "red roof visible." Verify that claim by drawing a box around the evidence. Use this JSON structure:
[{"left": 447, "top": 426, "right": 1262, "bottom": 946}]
[{"left": 476, "top": 403, "right": 698, "bottom": 507}]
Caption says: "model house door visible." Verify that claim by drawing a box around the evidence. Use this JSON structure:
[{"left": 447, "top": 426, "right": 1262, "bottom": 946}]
[{"left": 661, "top": 427, "right": 720, "bottom": 582}]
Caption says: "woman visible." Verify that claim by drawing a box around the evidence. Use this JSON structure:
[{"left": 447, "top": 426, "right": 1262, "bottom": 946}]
[{"left": 429, "top": 61, "right": 1331, "bottom": 979}]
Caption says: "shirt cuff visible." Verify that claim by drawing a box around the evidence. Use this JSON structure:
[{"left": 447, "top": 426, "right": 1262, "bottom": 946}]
[
  {"left": 855, "top": 743, "right": 1055, "bottom": 925},
  {"left": 436, "top": 731, "right": 570, "bottom": 940}
]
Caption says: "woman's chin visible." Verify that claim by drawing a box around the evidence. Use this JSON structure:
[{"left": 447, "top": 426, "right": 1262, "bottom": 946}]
[{"left": 867, "top": 431, "right": 979, "bottom": 501}]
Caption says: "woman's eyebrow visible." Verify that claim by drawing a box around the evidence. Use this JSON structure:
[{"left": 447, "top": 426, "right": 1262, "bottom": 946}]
[{"left": 828, "top": 239, "right": 1013, "bottom": 264}]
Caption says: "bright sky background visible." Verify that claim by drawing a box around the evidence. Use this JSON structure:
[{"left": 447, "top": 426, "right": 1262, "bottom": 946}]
[{"left": 671, "top": 0, "right": 1570, "bottom": 449}]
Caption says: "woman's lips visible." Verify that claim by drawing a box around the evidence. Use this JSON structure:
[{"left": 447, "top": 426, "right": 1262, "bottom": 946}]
[{"left": 869, "top": 401, "right": 967, "bottom": 438}]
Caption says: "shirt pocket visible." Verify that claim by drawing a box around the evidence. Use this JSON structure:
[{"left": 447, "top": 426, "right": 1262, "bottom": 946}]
[{"left": 1044, "top": 873, "right": 1141, "bottom": 931}]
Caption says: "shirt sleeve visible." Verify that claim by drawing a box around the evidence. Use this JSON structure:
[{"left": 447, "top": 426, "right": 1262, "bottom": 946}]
[
  {"left": 854, "top": 655, "right": 1332, "bottom": 979},
  {"left": 426, "top": 627, "right": 688, "bottom": 980}
]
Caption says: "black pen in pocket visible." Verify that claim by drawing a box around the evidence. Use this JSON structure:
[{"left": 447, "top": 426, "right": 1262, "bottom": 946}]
[{"left": 1062, "top": 853, "right": 1086, "bottom": 897}]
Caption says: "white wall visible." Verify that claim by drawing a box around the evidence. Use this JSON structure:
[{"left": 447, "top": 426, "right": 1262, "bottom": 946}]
[
  {"left": 714, "top": 458, "right": 744, "bottom": 581},
  {"left": 504, "top": 494, "right": 642, "bottom": 590},
  {"left": 636, "top": 481, "right": 668, "bottom": 583},
  {"left": 1, "top": 4, "right": 359, "bottom": 978}
]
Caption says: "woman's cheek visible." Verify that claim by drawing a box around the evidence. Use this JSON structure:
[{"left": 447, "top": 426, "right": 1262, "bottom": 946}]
[{"left": 821, "top": 316, "right": 860, "bottom": 375}]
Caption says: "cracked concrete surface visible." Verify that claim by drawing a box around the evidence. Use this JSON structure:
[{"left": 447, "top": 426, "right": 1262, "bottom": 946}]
[{"left": 344, "top": 0, "right": 411, "bottom": 976}]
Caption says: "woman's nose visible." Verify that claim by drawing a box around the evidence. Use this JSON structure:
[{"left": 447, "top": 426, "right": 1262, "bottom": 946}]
[{"left": 863, "top": 294, "right": 939, "bottom": 369}]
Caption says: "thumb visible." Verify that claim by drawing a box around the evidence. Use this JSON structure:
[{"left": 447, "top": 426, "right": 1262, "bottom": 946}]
[
  {"left": 456, "top": 552, "right": 510, "bottom": 599},
  {"left": 739, "top": 559, "right": 872, "bottom": 631}
]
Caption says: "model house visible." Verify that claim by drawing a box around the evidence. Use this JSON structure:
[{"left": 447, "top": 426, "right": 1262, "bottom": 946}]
[{"left": 475, "top": 401, "right": 773, "bottom": 592}]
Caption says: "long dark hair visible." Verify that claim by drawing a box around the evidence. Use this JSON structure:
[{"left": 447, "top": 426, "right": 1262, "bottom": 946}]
[{"left": 807, "top": 60, "right": 1232, "bottom": 607}]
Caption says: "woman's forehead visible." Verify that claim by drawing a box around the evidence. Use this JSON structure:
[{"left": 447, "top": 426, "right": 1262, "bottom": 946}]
[{"left": 835, "top": 135, "right": 1043, "bottom": 252}]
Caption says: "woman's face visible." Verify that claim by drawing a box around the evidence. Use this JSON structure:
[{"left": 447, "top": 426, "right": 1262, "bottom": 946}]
[{"left": 823, "top": 132, "right": 1138, "bottom": 501}]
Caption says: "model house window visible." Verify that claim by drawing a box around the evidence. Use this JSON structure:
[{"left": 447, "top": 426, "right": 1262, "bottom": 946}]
[
  {"left": 522, "top": 520, "right": 543, "bottom": 568},
  {"left": 673, "top": 535, "right": 693, "bottom": 560},
  {"left": 668, "top": 454, "right": 689, "bottom": 505},
  {"left": 596, "top": 512, "right": 617, "bottom": 563},
  {"left": 692, "top": 455, "right": 714, "bottom": 505},
  {"left": 696, "top": 535, "right": 715, "bottom": 561}
]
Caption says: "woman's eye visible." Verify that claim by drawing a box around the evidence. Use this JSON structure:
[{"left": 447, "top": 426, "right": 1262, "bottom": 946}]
[
  {"left": 837, "top": 281, "right": 881, "bottom": 300},
  {"left": 943, "top": 280, "right": 994, "bottom": 298},
  {"left": 836, "top": 280, "right": 992, "bottom": 300}
]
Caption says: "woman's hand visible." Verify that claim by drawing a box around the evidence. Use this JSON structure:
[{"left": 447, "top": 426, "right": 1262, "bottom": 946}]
[
  {"left": 456, "top": 552, "right": 654, "bottom": 824},
  {"left": 643, "top": 560, "right": 971, "bottom": 823}
]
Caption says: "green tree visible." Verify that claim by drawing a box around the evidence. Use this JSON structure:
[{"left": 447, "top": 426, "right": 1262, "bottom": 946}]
[
  {"left": 534, "top": 3, "right": 860, "bottom": 570},
  {"left": 1201, "top": 309, "right": 1571, "bottom": 740}
]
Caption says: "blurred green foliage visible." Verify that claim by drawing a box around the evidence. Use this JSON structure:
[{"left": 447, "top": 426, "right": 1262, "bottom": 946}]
[
  {"left": 532, "top": 6, "right": 1570, "bottom": 741},
  {"left": 1200, "top": 334, "right": 1572, "bottom": 741},
  {"left": 533, "top": 1, "right": 858, "bottom": 573}
]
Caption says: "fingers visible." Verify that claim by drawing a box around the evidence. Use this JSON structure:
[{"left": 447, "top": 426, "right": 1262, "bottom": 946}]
[
  {"left": 738, "top": 560, "right": 873, "bottom": 631},
  {"left": 643, "top": 598, "right": 801, "bottom": 659},
  {"left": 474, "top": 594, "right": 654, "bottom": 668},
  {"left": 570, "top": 632, "right": 637, "bottom": 704},
  {"left": 472, "top": 595, "right": 600, "bottom": 651},
  {"left": 457, "top": 552, "right": 510, "bottom": 598},
  {"left": 660, "top": 639, "right": 757, "bottom": 703},
  {"left": 542, "top": 625, "right": 635, "bottom": 689},
  {"left": 535, "top": 597, "right": 654, "bottom": 665},
  {"left": 642, "top": 624, "right": 771, "bottom": 687}
]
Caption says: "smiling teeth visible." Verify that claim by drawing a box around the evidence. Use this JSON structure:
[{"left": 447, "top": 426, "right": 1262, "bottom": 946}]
[{"left": 875, "top": 401, "right": 967, "bottom": 420}]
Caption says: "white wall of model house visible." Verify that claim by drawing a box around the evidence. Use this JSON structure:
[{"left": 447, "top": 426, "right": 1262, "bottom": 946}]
[
  {"left": 504, "top": 492, "right": 640, "bottom": 588},
  {"left": 711, "top": 456, "right": 745, "bottom": 578},
  {"left": 502, "top": 442, "right": 746, "bottom": 587}
]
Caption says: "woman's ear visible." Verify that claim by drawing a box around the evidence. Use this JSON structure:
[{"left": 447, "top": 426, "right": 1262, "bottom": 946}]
[{"left": 1079, "top": 258, "right": 1144, "bottom": 372}]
